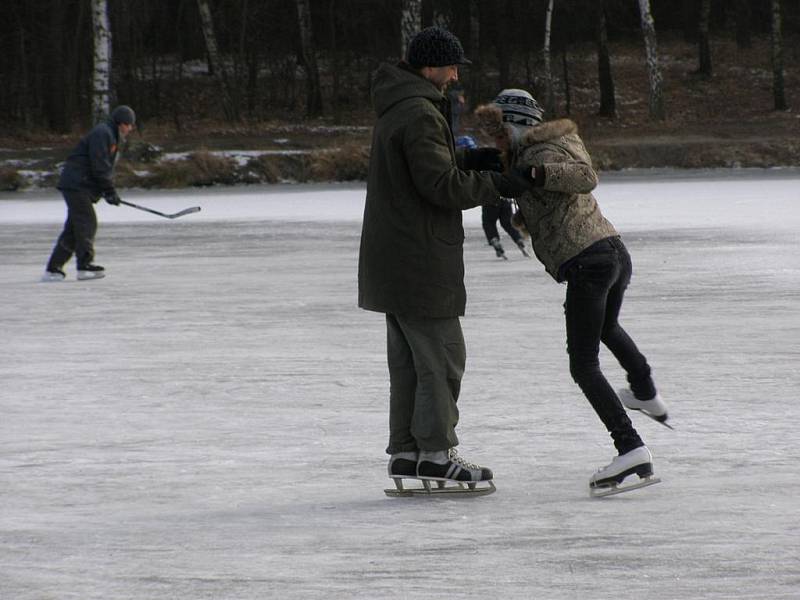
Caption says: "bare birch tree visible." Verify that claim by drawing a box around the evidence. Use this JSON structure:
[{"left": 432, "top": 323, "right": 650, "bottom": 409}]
[
  {"left": 596, "top": 0, "right": 616, "bottom": 118},
  {"left": 401, "top": 0, "right": 422, "bottom": 60},
  {"left": 542, "top": 0, "right": 556, "bottom": 115},
  {"left": 696, "top": 0, "right": 712, "bottom": 78},
  {"left": 771, "top": 0, "right": 788, "bottom": 110},
  {"left": 295, "top": 0, "right": 323, "bottom": 116},
  {"left": 91, "top": 0, "right": 112, "bottom": 123},
  {"left": 637, "top": 0, "right": 665, "bottom": 120},
  {"left": 196, "top": 0, "right": 238, "bottom": 121}
]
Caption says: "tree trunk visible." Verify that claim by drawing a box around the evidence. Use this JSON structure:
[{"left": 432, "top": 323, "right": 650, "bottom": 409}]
[
  {"left": 542, "top": 0, "right": 555, "bottom": 115},
  {"left": 735, "top": 0, "right": 751, "bottom": 49},
  {"left": 91, "top": 0, "right": 112, "bottom": 122},
  {"left": 596, "top": 0, "right": 616, "bottom": 118},
  {"left": 770, "top": 0, "right": 787, "bottom": 110},
  {"left": 295, "top": 0, "right": 323, "bottom": 117},
  {"left": 494, "top": 0, "right": 512, "bottom": 88},
  {"left": 561, "top": 47, "right": 570, "bottom": 116},
  {"left": 637, "top": 0, "right": 665, "bottom": 121},
  {"left": 328, "top": 0, "right": 340, "bottom": 113},
  {"left": 696, "top": 0, "right": 712, "bottom": 78},
  {"left": 196, "top": 0, "right": 239, "bottom": 121},
  {"left": 401, "top": 0, "right": 422, "bottom": 61},
  {"left": 45, "top": 0, "right": 70, "bottom": 132},
  {"left": 467, "top": 0, "right": 481, "bottom": 104}
]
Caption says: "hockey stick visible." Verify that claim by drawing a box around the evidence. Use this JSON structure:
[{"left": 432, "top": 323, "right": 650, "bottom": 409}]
[{"left": 118, "top": 199, "right": 201, "bottom": 219}]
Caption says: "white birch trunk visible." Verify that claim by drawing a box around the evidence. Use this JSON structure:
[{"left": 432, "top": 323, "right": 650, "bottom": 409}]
[
  {"left": 197, "top": 0, "right": 222, "bottom": 76},
  {"left": 543, "top": 0, "right": 555, "bottom": 115},
  {"left": 295, "top": 0, "right": 323, "bottom": 116},
  {"left": 401, "top": 0, "right": 422, "bottom": 60},
  {"left": 196, "top": 0, "right": 237, "bottom": 120},
  {"left": 637, "top": 0, "right": 665, "bottom": 120},
  {"left": 91, "top": 0, "right": 112, "bottom": 123}
]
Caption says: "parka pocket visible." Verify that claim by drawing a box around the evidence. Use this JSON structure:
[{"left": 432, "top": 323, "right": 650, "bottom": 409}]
[{"left": 430, "top": 208, "right": 464, "bottom": 245}]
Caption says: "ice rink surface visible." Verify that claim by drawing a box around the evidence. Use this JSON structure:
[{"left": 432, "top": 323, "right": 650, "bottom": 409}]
[{"left": 1, "top": 170, "right": 799, "bottom": 599}]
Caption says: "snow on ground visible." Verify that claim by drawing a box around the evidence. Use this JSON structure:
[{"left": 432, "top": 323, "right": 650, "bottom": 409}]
[{"left": 1, "top": 170, "right": 799, "bottom": 599}]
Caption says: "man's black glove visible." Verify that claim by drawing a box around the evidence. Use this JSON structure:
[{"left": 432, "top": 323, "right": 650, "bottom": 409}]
[
  {"left": 104, "top": 191, "right": 121, "bottom": 206},
  {"left": 489, "top": 166, "right": 540, "bottom": 198},
  {"left": 463, "top": 147, "right": 504, "bottom": 172}
]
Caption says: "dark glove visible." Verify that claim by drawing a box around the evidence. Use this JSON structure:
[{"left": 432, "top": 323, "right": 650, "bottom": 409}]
[
  {"left": 463, "top": 147, "right": 504, "bottom": 172},
  {"left": 489, "top": 166, "right": 539, "bottom": 198},
  {"left": 104, "top": 191, "right": 121, "bottom": 206}
]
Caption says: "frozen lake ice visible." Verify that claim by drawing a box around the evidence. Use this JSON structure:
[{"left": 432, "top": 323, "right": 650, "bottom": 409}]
[{"left": 1, "top": 169, "right": 799, "bottom": 599}]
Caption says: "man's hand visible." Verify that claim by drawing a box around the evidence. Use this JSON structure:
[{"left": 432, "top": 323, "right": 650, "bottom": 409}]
[
  {"left": 463, "top": 147, "right": 504, "bottom": 172},
  {"left": 489, "top": 166, "right": 541, "bottom": 198},
  {"left": 104, "top": 191, "right": 121, "bottom": 206}
]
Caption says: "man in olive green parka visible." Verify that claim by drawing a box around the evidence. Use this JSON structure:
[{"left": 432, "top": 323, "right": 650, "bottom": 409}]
[{"left": 358, "top": 27, "right": 534, "bottom": 490}]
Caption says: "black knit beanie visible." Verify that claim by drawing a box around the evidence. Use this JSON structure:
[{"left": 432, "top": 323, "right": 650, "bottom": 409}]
[{"left": 406, "top": 27, "right": 471, "bottom": 68}]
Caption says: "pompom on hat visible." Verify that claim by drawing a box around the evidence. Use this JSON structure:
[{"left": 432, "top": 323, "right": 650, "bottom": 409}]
[{"left": 407, "top": 26, "right": 471, "bottom": 68}]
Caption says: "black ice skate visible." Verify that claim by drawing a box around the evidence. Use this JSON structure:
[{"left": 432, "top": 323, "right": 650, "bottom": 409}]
[
  {"left": 515, "top": 239, "right": 531, "bottom": 257},
  {"left": 387, "top": 452, "right": 418, "bottom": 479},
  {"left": 77, "top": 264, "right": 106, "bottom": 281},
  {"left": 384, "top": 449, "right": 496, "bottom": 497},
  {"left": 489, "top": 237, "right": 507, "bottom": 260},
  {"left": 41, "top": 268, "right": 66, "bottom": 282},
  {"left": 618, "top": 388, "right": 672, "bottom": 429},
  {"left": 589, "top": 446, "right": 661, "bottom": 498}
]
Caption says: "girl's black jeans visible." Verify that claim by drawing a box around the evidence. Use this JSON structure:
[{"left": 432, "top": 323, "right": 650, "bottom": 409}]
[{"left": 563, "top": 236, "right": 656, "bottom": 454}]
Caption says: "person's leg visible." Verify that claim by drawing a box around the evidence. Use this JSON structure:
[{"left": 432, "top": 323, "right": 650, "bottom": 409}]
[
  {"left": 386, "top": 314, "right": 419, "bottom": 455},
  {"left": 600, "top": 243, "right": 657, "bottom": 399},
  {"left": 46, "top": 193, "right": 78, "bottom": 271},
  {"left": 395, "top": 314, "right": 464, "bottom": 452},
  {"left": 498, "top": 201, "right": 523, "bottom": 244},
  {"left": 481, "top": 205, "right": 501, "bottom": 243},
  {"left": 564, "top": 252, "right": 642, "bottom": 454},
  {"left": 66, "top": 191, "right": 98, "bottom": 268}
]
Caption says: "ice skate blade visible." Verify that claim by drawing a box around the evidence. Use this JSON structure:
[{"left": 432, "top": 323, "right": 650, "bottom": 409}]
[
  {"left": 590, "top": 476, "right": 661, "bottom": 498},
  {"left": 630, "top": 408, "right": 674, "bottom": 430},
  {"left": 384, "top": 479, "right": 496, "bottom": 498},
  {"left": 77, "top": 272, "right": 106, "bottom": 281}
]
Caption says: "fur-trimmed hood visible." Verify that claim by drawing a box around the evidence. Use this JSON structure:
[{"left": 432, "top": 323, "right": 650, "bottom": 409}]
[{"left": 474, "top": 103, "right": 578, "bottom": 146}]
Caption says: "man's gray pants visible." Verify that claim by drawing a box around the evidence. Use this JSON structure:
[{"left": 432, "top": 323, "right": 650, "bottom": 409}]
[{"left": 385, "top": 313, "right": 465, "bottom": 455}]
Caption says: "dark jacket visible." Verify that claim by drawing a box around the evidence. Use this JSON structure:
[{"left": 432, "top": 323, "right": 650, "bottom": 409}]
[
  {"left": 358, "top": 63, "right": 501, "bottom": 318},
  {"left": 57, "top": 119, "right": 120, "bottom": 199}
]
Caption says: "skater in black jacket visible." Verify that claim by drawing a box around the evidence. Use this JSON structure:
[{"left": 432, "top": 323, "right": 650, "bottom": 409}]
[{"left": 42, "top": 105, "right": 136, "bottom": 282}]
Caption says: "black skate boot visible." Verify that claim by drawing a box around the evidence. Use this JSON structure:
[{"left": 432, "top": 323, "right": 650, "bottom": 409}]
[
  {"left": 77, "top": 264, "right": 105, "bottom": 281},
  {"left": 489, "top": 237, "right": 507, "bottom": 260},
  {"left": 418, "top": 448, "right": 493, "bottom": 487},
  {"left": 589, "top": 446, "right": 661, "bottom": 497},
  {"left": 515, "top": 239, "right": 530, "bottom": 257},
  {"left": 388, "top": 451, "right": 418, "bottom": 480},
  {"left": 41, "top": 267, "right": 66, "bottom": 282}
]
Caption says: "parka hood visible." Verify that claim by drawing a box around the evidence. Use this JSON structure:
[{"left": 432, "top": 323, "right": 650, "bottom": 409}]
[
  {"left": 474, "top": 103, "right": 578, "bottom": 145},
  {"left": 371, "top": 62, "right": 444, "bottom": 118}
]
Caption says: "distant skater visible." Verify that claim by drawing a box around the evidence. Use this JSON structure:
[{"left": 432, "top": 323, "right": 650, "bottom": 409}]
[
  {"left": 476, "top": 89, "right": 670, "bottom": 496},
  {"left": 42, "top": 105, "right": 136, "bottom": 281},
  {"left": 457, "top": 135, "right": 529, "bottom": 260}
]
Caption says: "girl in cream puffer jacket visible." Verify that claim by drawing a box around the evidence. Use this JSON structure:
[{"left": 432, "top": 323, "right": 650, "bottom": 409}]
[{"left": 475, "top": 91, "right": 670, "bottom": 492}]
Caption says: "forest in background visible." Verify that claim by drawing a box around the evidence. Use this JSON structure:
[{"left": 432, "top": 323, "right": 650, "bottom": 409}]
[
  {"left": 1, "top": 0, "right": 798, "bottom": 191},
  {"left": 0, "top": 0, "right": 797, "bottom": 134}
]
